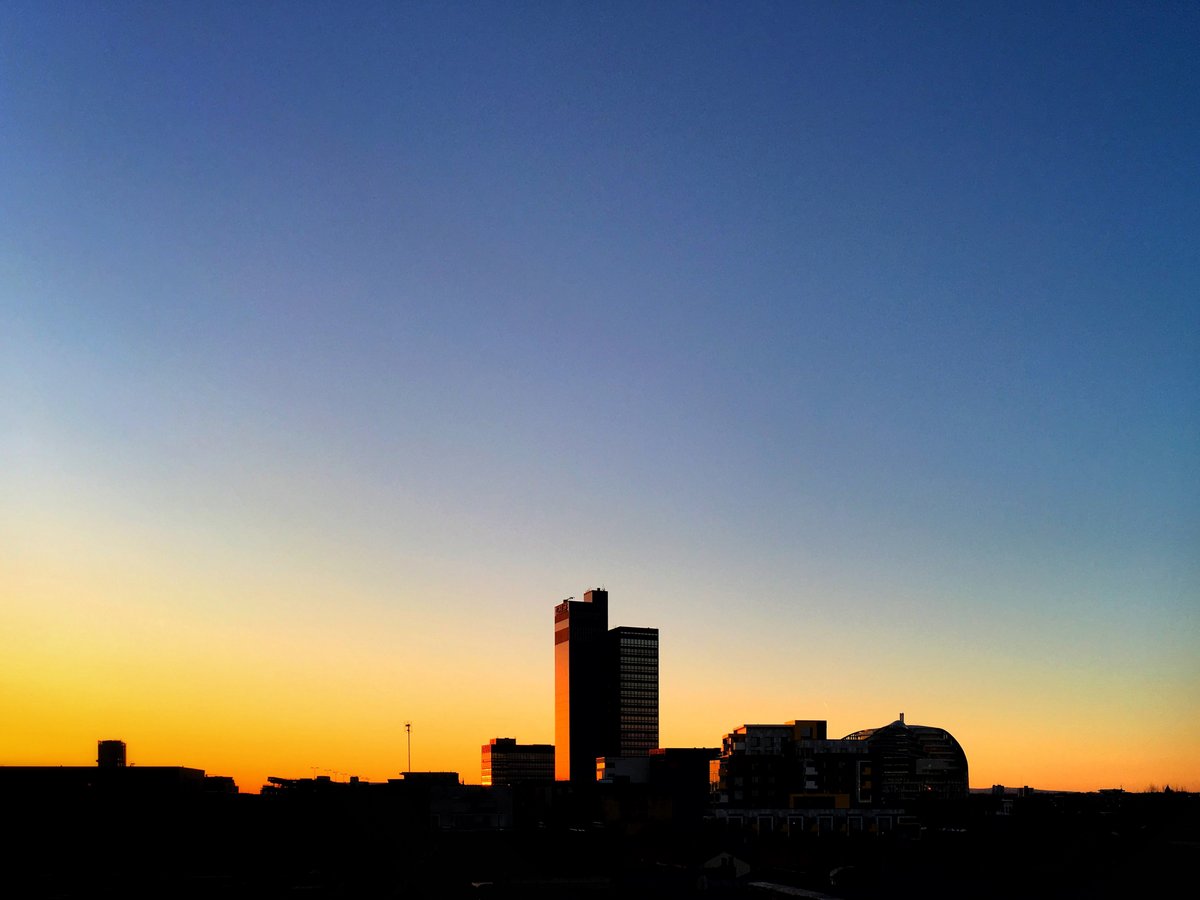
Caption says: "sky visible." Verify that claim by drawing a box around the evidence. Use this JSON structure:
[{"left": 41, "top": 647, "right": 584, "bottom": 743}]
[{"left": 2, "top": 1, "right": 1197, "bottom": 793}]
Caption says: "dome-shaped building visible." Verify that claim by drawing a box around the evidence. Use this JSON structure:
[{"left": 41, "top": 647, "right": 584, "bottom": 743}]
[{"left": 843, "top": 713, "right": 968, "bottom": 805}]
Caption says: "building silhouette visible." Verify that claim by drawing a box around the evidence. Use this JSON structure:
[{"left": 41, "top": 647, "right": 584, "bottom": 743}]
[
  {"left": 843, "top": 712, "right": 969, "bottom": 804},
  {"left": 708, "top": 714, "right": 967, "bottom": 834},
  {"left": 97, "top": 739, "right": 126, "bottom": 768},
  {"left": 553, "top": 589, "right": 658, "bottom": 784},
  {"left": 1, "top": 739, "right": 237, "bottom": 797}
]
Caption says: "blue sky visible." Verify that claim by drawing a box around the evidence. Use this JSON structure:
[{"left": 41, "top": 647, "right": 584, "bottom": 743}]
[{"left": 2, "top": 2, "right": 1197, "bottom": 788}]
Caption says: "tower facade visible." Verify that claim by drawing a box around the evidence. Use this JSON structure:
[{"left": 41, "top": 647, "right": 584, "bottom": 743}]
[
  {"left": 553, "top": 589, "right": 658, "bottom": 784},
  {"left": 609, "top": 626, "right": 659, "bottom": 757},
  {"left": 554, "top": 589, "right": 609, "bottom": 783}
]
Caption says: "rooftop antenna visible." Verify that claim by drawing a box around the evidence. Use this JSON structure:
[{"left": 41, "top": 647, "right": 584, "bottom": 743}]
[{"left": 405, "top": 721, "right": 412, "bottom": 772}]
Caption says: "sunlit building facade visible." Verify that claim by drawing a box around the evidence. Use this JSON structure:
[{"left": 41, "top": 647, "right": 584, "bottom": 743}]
[
  {"left": 481, "top": 738, "right": 554, "bottom": 787},
  {"left": 554, "top": 589, "right": 611, "bottom": 783}
]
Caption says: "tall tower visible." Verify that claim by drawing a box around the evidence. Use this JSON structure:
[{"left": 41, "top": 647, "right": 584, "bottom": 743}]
[
  {"left": 554, "top": 589, "right": 609, "bottom": 784},
  {"left": 553, "top": 589, "right": 659, "bottom": 785}
]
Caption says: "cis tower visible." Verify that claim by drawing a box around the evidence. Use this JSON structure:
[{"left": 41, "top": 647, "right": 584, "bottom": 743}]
[{"left": 554, "top": 589, "right": 659, "bottom": 784}]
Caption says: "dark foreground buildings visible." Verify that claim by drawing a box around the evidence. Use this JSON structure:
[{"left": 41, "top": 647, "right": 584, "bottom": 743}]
[
  {"left": 0, "top": 739, "right": 238, "bottom": 798},
  {"left": 5, "top": 724, "right": 1195, "bottom": 899},
  {"left": 708, "top": 714, "right": 968, "bottom": 834},
  {"left": 554, "top": 589, "right": 659, "bottom": 784},
  {"left": 11, "top": 594, "right": 1188, "bottom": 898}
]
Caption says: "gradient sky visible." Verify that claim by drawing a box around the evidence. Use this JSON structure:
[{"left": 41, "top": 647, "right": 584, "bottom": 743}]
[{"left": 3, "top": 1, "right": 1197, "bottom": 793}]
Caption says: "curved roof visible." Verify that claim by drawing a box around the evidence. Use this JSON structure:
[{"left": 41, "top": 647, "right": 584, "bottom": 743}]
[
  {"left": 843, "top": 718, "right": 964, "bottom": 753},
  {"left": 840, "top": 716, "right": 969, "bottom": 801}
]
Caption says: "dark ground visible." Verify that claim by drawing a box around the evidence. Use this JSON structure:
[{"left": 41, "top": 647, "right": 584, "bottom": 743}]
[{"left": 5, "top": 789, "right": 1196, "bottom": 899}]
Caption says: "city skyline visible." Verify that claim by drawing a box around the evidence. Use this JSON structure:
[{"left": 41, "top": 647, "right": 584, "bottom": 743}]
[
  {"left": 2, "top": 585, "right": 1189, "bottom": 794},
  {"left": 3, "top": 1, "right": 1197, "bottom": 796}
]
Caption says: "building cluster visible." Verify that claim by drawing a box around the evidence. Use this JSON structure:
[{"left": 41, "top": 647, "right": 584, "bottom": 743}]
[
  {"left": 707, "top": 714, "right": 968, "bottom": 835},
  {"left": 2, "top": 588, "right": 969, "bottom": 838},
  {"left": 475, "top": 588, "right": 969, "bottom": 835},
  {"left": 10, "top": 589, "right": 1198, "bottom": 899}
]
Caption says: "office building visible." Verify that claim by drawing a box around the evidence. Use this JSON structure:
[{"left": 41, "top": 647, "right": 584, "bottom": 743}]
[
  {"left": 481, "top": 738, "right": 554, "bottom": 786},
  {"left": 609, "top": 625, "right": 658, "bottom": 756},
  {"left": 554, "top": 589, "right": 659, "bottom": 784},
  {"left": 554, "top": 589, "right": 611, "bottom": 783}
]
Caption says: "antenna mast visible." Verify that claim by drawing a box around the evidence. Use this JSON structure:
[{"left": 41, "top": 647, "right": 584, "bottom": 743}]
[{"left": 405, "top": 721, "right": 412, "bottom": 772}]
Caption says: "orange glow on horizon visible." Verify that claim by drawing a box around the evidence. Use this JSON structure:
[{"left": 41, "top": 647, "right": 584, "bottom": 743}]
[{"left": 4, "top": 540, "right": 1196, "bottom": 795}]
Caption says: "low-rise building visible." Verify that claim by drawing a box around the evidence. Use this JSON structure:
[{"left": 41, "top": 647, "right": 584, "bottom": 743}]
[{"left": 481, "top": 738, "right": 554, "bottom": 786}]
